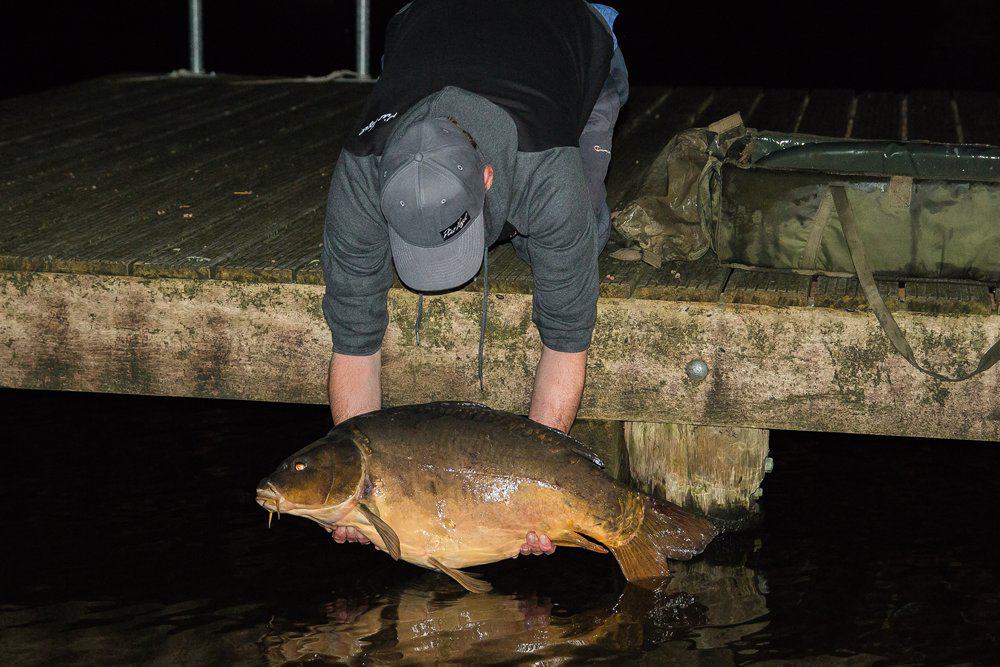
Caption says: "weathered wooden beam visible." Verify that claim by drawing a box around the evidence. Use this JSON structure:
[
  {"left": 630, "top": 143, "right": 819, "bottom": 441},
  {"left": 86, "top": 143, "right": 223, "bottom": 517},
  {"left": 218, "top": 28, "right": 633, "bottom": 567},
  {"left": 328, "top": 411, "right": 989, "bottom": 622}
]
[
  {"left": 904, "top": 281, "right": 994, "bottom": 316},
  {"left": 722, "top": 270, "right": 811, "bottom": 307},
  {"left": 624, "top": 422, "right": 769, "bottom": 528},
  {"left": 0, "top": 271, "right": 997, "bottom": 441}
]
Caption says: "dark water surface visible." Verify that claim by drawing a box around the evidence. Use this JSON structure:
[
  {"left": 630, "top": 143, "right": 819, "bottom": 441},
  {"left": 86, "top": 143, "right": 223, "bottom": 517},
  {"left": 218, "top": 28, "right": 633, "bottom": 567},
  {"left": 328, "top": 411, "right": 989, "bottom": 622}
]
[{"left": 2, "top": 389, "right": 998, "bottom": 664}]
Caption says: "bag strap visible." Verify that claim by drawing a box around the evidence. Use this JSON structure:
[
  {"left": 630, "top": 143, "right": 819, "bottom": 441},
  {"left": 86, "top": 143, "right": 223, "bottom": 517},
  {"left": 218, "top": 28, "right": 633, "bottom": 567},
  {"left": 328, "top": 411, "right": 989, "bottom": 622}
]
[{"left": 830, "top": 184, "right": 1000, "bottom": 382}]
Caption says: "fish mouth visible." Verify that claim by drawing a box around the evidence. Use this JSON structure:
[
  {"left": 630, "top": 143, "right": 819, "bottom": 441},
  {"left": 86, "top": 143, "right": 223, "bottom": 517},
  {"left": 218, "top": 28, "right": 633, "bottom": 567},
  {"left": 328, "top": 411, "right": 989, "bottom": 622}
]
[
  {"left": 256, "top": 494, "right": 279, "bottom": 511},
  {"left": 256, "top": 482, "right": 285, "bottom": 527},
  {"left": 255, "top": 479, "right": 354, "bottom": 530},
  {"left": 256, "top": 481, "right": 281, "bottom": 508}
]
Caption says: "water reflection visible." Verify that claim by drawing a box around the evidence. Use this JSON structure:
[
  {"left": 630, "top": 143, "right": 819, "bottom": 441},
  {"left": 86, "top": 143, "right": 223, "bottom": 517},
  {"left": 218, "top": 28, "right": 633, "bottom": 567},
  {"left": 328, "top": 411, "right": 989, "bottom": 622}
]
[
  {"left": 262, "top": 557, "right": 768, "bottom": 664},
  {"left": 11, "top": 392, "right": 999, "bottom": 663}
]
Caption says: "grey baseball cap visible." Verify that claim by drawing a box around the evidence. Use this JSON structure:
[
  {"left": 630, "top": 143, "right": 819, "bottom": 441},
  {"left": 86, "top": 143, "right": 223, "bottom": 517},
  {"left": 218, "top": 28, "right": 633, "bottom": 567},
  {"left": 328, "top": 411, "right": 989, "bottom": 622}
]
[{"left": 379, "top": 117, "right": 486, "bottom": 292}]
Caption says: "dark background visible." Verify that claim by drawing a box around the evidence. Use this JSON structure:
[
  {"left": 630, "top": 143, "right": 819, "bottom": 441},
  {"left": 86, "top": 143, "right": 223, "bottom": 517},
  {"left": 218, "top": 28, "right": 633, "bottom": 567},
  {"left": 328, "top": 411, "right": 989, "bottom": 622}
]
[{"left": 2, "top": 0, "right": 998, "bottom": 100}]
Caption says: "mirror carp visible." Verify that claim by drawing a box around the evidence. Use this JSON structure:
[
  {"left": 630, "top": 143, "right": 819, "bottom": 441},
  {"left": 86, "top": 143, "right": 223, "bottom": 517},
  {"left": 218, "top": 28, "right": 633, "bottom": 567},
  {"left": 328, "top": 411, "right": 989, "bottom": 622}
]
[{"left": 256, "top": 402, "right": 717, "bottom": 593}]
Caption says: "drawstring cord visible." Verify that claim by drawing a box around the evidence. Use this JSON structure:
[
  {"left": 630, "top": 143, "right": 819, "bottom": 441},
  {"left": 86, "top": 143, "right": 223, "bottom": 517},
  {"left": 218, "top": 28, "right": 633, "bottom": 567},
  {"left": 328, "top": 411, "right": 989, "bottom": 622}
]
[
  {"left": 477, "top": 245, "right": 489, "bottom": 392},
  {"left": 414, "top": 293, "right": 424, "bottom": 346}
]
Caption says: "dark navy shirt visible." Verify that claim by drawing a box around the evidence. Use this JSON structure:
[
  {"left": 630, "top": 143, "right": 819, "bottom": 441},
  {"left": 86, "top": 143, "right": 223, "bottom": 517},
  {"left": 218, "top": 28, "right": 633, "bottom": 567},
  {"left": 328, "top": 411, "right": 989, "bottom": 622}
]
[
  {"left": 323, "top": 1, "right": 614, "bottom": 356},
  {"left": 347, "top": 0, "right": 613, "bottom": 156}
]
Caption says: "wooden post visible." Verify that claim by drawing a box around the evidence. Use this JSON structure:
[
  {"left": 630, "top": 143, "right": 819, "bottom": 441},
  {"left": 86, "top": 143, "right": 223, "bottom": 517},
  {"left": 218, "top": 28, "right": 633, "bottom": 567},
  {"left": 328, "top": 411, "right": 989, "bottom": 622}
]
[
  {"left": 568, "top": 419, "right": 630, "bottom": 483},
  {"left": 624, "top": 422, "right": 770, "bottom": 529}
]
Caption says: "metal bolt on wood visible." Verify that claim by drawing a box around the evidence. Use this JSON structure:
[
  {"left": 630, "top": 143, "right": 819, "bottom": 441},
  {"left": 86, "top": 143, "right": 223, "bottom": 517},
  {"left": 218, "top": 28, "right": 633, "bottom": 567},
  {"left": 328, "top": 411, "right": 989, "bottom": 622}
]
[{"left": 685, "top": 359, "right": 709, "bottom": 380}]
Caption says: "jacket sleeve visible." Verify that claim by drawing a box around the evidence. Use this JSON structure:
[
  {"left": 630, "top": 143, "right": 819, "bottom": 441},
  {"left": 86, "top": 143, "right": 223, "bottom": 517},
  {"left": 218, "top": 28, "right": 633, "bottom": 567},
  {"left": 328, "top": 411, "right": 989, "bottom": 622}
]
[
  {"left": 321, "top": 150, "right": 395, "bottom": 356},
  {"left": 514, "top": 150, "right": 599, "bottom": 353}
]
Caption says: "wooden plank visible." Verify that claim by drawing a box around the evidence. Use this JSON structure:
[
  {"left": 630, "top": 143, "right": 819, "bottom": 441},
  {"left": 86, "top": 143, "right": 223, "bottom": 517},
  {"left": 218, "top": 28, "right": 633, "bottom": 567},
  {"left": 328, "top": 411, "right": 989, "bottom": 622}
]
[
  {"left": 606, "top": 87, "right": 714, "bottom": 207},
  {"left": 459, "top": 241, "right": 726, "bottom": 302},
  {"left": 602, "top": 85, "right": 675, "bottom": 213},
  {"left": 598, "top": 242, "right": 647, "bottom": 298},
  {"left": 0, "top": 76, "right": 115, "bottom": 117},
  {"left": 904, "top": 281, "right": 994, "bottom": 316},
  {"left": 905, "top": 91, "right": 959, "bottom": 143},
  {"left": 216, "top": 216, "right": 325, "bottom": 284},
  {"left": 812, "top": 275, "right": 901, "bottom": 311},
  {"left": 2, "top": 270, "right": 997, "bottom": 441},
  {"left": 612, "top": 86, "right": 673, "bottom": 141},
  {"left": 106, "top": 86, "right": 364, "bottom": 279},
  {"left": 294, "top": 258, "right": 325, "bottom": 285},
  {"left": 213, "top": 206, "right": 324, "bottom": 284},
  {"left": 0, "top": 85, "right": 285, "bottom": 225},
  {"left": 131, "top": 96, "right": 367, "bottom": 279},
  {"left": 0, "top": 76, "right": 171, "bottom": 137},
  {"left": 463, "top": 239, "right": 665, "bottom": 300},
  {"left": 3, "top": 82, "right": 363, "bottom": 201},
  {"left": 953, "top": 91, "right": 1000, "bottom": 145},
  {"left": 632, "top": 253, "right": 729, "bottom": 302},
  {"left": 0, "top": 82, "right": 212, "bottom": 165},
  {"left": 745, "top": 89, "right": 809, "bottom": 133},
  {"left": 0, "top": 84, "right": 295, "bottom": 217},
  {"left": 850, "top": 92, "right": 904, "bottom": 140},
  {"left": 0, "top": 85, "right": 307, "bottom": 267},
  {"left": 1, "top": 86, "right": 369, "bottom": 276},
  {"left": 795, "top": 89, "right": 855, "bottom": 137},
  {"left": 721, "top": 270, "right": 812, "bottom": 307},
  {"left": 482, "top": 243, "right": 533, "bottom": 295},
  {"left": 212, "top": 89, "right": 388, "bottom": 284},
  {"left": 693, "top": 87, "right": 763, "bottom": 129},
  {"left": 452, "top": 243, "right": 529, "bottom": 295}
]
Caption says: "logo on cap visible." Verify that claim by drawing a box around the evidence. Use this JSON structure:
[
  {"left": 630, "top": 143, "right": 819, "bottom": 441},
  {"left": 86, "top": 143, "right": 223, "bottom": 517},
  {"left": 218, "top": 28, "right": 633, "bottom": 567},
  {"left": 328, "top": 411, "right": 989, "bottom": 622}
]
[{"left": 440, "top": 211, "right": 471, "bottom": 240}]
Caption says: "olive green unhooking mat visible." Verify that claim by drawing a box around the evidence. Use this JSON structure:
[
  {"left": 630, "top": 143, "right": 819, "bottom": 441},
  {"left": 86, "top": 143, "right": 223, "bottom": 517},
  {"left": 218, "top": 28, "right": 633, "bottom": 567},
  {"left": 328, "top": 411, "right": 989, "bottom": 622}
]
[{"left": 613, "top": 119, "right": 1000, "bottom": 381}]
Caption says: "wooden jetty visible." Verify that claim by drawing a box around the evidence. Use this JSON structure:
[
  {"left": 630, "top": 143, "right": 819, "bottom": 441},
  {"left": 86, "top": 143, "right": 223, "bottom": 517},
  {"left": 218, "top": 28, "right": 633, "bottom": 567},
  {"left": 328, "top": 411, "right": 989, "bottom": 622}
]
[{"left": 2, "top": 77, "right": 997, "bottom": 521}]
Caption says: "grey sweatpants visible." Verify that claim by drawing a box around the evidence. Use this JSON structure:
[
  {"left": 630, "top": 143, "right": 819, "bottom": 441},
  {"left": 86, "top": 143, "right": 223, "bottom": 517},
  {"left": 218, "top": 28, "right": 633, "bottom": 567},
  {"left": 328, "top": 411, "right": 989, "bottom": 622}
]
[{"left": 579, "top": 47, "right": 629, "bottom": 253}]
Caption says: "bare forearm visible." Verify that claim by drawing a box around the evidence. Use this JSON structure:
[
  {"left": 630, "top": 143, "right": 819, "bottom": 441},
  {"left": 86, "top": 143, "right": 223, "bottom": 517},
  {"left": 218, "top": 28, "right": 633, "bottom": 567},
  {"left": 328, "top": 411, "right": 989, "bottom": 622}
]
[
  {"left": 528, "top": 345, "right": 587, "bottom": 433},
  {"left": 328, "top": 351, "right": 382, "bottom": 424}
]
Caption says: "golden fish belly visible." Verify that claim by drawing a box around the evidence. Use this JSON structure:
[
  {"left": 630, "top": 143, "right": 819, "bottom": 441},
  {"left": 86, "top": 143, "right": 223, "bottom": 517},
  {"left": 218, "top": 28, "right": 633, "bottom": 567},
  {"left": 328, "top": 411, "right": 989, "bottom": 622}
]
[{"left": 349, "top": 470, "right": 606, "bottom": 570}]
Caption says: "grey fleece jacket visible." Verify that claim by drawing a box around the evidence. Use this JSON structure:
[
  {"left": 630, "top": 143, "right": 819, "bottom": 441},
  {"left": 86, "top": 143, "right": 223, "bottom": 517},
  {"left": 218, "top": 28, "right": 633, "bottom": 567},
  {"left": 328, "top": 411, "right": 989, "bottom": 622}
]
[{"left": 322, "top": 87, "right": 599, "bottom": 356}]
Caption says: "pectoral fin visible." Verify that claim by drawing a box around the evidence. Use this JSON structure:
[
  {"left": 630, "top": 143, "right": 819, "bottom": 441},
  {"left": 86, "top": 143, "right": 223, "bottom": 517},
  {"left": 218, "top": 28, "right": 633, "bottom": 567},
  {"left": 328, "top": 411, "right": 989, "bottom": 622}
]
[
  {"left": 357, "top": 503, "right": 401, "bottom": 561},
  {"left": 553, "top": 532, "right": 609, "bottom": 554},
  {"left": 428, "top": 557, "right": 493, "bottom": 594}
]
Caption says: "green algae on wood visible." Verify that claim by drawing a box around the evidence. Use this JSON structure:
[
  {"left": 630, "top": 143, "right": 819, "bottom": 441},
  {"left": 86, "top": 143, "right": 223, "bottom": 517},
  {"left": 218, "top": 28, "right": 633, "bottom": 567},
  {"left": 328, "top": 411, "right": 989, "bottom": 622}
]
[{"left": 0, "top": 271, "right": 997, "bottom": 441}]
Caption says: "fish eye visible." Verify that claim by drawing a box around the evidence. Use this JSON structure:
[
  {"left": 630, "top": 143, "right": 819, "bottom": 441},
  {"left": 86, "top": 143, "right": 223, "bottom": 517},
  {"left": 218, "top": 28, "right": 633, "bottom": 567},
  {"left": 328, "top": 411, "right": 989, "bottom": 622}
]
[{"left": 294, "top": 461, "right": 307, "bottom": 471}]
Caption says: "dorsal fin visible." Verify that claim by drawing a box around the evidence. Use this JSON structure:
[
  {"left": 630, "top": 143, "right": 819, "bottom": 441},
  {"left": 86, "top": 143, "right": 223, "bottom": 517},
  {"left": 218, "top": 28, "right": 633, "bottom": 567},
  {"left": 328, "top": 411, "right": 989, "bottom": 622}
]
[
  {"left": 565, "top": 440, "right": 606, "bottom": 469},
  {"left": 526, "top": 419, "right": 606, "bottom": 469}
]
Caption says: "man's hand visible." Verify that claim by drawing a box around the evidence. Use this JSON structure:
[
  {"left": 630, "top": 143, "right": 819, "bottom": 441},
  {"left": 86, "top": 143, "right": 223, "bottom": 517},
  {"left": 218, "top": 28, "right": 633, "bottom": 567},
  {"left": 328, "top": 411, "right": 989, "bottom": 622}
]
[
  {"left": 328, "top": 525, "right": 371, "bottom": 545},
  {"left": 329, "top": 351, "right": 382, "bottom": 424},
  {"left": 517, "top": 531, "right": 556, "bottom": 556},
  {"left": 528, "top": 345, "right": 587, "bottom": 433}
]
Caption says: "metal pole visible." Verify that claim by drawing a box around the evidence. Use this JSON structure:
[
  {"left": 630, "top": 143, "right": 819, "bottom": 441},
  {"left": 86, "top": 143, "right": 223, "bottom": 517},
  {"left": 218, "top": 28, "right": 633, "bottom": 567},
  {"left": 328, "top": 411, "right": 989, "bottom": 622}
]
[
  {"left": 189, "top": 0, "right": 204, "bottom": 74},
  {"left": 355, "top": 0, "right": 370, "bottom": 80}
]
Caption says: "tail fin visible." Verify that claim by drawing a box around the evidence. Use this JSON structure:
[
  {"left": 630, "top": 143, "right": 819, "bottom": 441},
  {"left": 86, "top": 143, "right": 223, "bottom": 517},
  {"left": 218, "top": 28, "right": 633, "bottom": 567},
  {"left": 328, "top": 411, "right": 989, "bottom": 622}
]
[{"left": 608, "top": 496, "right": 718, "bottom": 588}]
